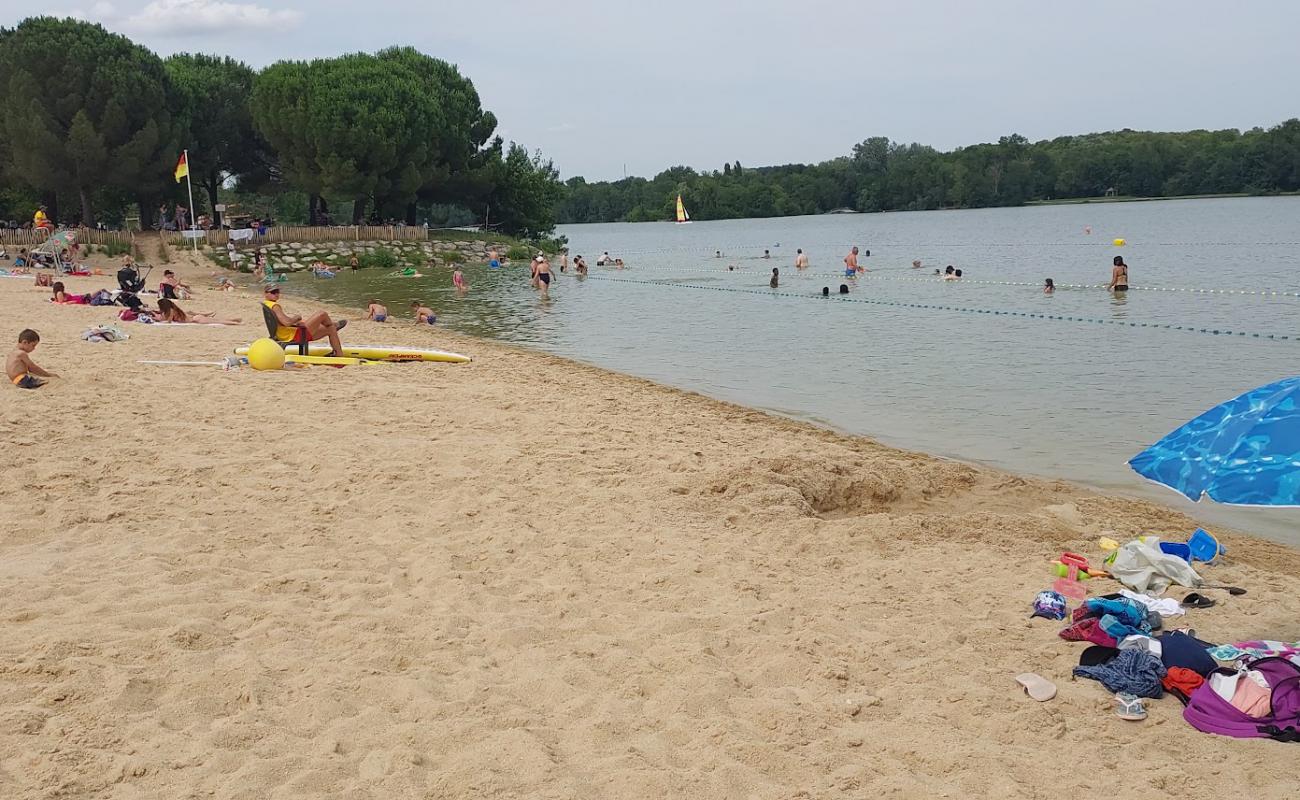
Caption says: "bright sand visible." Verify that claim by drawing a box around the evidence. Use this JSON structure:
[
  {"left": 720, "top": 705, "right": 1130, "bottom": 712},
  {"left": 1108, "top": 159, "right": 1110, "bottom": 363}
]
[{"left": 1, "top": 248, "right": 1298, "bottom": 798}]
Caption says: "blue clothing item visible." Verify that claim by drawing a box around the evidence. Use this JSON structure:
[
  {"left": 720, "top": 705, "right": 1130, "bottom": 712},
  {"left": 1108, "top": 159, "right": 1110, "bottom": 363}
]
[
  {"left": 1098, "top": 613, "right": 1145, "bottom": 642},
  {"left": 489, "top": 259, "right": 500, "bottom": 269},
  {"left": 1158, "top": 631, "right": 1219, "bottom": 677},
  {"left": 1084, "top": 598, "right": 1151, "bottom": 633},
  {"left": 373, "top": 314, "right": 387, "bottom": 323},
  {"left": 426, "top": 316, "right": 436, "bottom": 325},
  {"left": 1073, "top": 649, "right": 1167, "bottom": 699}
]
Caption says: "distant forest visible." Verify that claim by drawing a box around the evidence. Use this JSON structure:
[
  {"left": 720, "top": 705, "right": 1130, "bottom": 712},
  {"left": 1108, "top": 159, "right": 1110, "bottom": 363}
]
[{"left": 555, "top": 120, "right": 1300, "bottom": 223}]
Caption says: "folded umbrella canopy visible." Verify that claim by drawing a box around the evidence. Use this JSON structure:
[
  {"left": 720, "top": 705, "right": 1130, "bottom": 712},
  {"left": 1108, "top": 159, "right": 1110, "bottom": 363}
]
[{"left": 1129, "top": 376, "right": 1300, "bottom": 506}]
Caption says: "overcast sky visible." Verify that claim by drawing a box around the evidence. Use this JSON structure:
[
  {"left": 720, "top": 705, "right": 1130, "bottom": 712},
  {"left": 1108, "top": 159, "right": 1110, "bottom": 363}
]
[{"left": 9, "top": 0, "right": 1299, "bottom": 180}]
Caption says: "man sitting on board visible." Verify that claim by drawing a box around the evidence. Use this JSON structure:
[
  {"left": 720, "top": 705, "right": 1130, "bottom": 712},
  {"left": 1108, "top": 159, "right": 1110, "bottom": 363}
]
[{"left": 262, "top": 285, "right": 346, "bottom": 355}]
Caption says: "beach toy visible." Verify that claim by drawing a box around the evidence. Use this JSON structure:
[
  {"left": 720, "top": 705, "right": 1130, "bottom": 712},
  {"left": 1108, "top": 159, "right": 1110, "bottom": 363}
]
[
  {"left": 246, "top": 337, "right": 286, "bottom": 371},
  {"left": 1187, "top": 528, "right": 1225, "bottom": 563},
  {"left": 1052, "top": 561, "right": 1094, "bottom": 579},
  {"left": 1159, "top": 541, "right": 1192, "bottom": 562},
  {"left": 1052, "top": 552, "right": 1091, "bottom": 600},
  {"left": 1113, "top": 238, "right": 1126, "bottom": 246},
  {"left": 1099, "top": 536, "right": 1120, "bottom": 552}
]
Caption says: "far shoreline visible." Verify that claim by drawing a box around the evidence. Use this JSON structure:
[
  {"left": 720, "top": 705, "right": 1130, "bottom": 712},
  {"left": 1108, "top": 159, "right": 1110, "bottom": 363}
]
[{"left": 557, "top": 191, "right": 1300, "bottom": 225}]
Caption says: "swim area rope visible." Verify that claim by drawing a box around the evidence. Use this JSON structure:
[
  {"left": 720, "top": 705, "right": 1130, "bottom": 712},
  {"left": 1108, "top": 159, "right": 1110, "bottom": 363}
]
[
  {"left": 581, "top": 266, "right": 1300, "bottom": 299},
  {"left": 579, "top": 275, "right": 1299, "bottom": 342}
]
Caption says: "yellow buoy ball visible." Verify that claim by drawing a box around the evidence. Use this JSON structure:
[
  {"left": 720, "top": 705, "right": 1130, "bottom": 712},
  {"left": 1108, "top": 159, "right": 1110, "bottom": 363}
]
[
  {"left": 246, "top": 338, "right": 286, "bottom": 371},
  {"left": 1113, "top": 238, "right": 1126, "bottom": 247}
]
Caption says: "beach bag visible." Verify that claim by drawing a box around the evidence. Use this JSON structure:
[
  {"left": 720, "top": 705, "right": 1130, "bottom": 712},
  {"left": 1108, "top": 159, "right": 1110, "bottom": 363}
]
[{"left": 1183, "top": 657, "right": 1300, "bottom": 741}]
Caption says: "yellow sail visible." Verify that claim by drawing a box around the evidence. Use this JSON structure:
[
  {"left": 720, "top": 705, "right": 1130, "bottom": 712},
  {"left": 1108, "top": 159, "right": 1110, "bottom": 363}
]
[{"left": 675, "top": 194, "right": 690, "bottom": 223}]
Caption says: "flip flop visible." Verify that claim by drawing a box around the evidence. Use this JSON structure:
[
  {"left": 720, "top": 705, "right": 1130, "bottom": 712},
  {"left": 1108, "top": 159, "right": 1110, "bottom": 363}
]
[
  {"left": 335, "top": 319, "right": 348, "bottom": 331},
  {"left": 1183, "top": 593, "right": 1216, "bottom": 609},
  {"left": 1201, "top": 584, "right": 1247, "bottom": 596},
  {"left": 1115, "top": 693, "right": 1147, "bottom": 721},
  {"left": 1015, "top": 673, "right": 1057, "bottom": 702}
]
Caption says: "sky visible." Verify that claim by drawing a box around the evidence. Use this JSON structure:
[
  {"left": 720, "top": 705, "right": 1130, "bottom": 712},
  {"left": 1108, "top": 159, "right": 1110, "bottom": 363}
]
[{"left": 7, "top": 0, "right": 1300, "bottom": 181}]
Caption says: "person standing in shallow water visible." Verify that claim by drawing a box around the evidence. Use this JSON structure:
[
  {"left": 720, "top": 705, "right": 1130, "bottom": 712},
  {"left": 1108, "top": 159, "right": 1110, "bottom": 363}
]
[
  {"left": 844, "top": 246, "right": 865, "bottom": 276},
  {"left": 794, "top": 249, "right": 809, "bottom": 270},
  {"left": 770, "top": 267, "right": 779, "bottom": 288},
  {"left": 1109, "top": 256, "right": 1129, "bottom": 292}
]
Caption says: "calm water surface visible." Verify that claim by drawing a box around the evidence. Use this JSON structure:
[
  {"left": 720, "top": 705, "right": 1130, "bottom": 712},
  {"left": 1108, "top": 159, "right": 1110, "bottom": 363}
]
[{"left": 295, "top": 198, "right": 1300, "bottom": 547}]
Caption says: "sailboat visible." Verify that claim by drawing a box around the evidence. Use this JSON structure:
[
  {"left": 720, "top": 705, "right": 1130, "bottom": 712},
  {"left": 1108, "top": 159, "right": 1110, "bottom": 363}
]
[{"left": 675, "top": 194, "right": 691, "bottom": 224}]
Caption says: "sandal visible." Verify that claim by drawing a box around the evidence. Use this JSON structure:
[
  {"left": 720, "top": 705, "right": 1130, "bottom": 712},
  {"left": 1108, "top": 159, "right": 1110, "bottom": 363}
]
[
  {"left": 1183, "top": 593, "right": 1216, "bottom": 609},
  {"left": 1115, "top": 693, "right": 1147, "bottom": 721},
  {"left": 1015, "top": 673, "right": 1057, "bottom": 702}
]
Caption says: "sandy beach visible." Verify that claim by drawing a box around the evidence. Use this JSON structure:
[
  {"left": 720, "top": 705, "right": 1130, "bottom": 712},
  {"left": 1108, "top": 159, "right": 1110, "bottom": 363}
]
[{"left": 1, "top": 246, "right": 1298, "bottom": 799}]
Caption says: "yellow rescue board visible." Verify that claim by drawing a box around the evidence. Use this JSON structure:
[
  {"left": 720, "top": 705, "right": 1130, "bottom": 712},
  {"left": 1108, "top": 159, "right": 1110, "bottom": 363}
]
[
  {"left": 237, "top": 344, "right": 471, "bottom": 363},
  {"left": 284, "top": 354, "right": 365, "bottom": 366}
]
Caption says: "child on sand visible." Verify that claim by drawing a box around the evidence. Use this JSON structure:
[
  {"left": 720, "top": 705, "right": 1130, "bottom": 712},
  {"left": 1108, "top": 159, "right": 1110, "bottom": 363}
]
[
  {"left": 411, "top": 302, "right": 436, "bottom": 325},
  {"left": 367, "top": 300, "right": 388, "bottom": 322},
  {"left": 452, "top": 268, "right": 467, "bottom": 293},
  {"left": 7, "top": 329, "right": 57, "bottom": 389}
]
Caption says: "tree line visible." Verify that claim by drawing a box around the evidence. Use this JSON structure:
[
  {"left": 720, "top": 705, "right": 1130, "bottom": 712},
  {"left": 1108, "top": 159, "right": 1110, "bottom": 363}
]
[
  {"left": 556, "top": 121, "right": 1300, "bottom": 223},
  {"left": 0, "top": 17, "right": 563, "bottom": 237}
]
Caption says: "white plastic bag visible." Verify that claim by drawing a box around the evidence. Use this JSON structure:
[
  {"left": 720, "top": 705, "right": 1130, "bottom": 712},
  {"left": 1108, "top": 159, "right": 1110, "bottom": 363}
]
[{"left": 1109, "top": 539, "right": 1202, "bottom": 594}]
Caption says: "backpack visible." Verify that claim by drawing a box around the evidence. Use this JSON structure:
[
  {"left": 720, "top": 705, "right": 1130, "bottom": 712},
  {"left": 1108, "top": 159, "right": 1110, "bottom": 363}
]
[{"left": 1183, "top": 657, "right": 1300, "bottom": 741}]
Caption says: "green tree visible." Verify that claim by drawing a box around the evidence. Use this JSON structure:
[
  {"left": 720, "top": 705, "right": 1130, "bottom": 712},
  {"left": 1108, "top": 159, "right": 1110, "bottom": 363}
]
[
  {"left": 164, "top": 53, "right": 262, "bottom": 226},
  {"left": 253, "top": 51, "right": 445, "bottom": 223},
  {"left": 482, "top": 142, "right": 563, "bottom": 238},
  {"left": 0, "top": 17, "right": 177, "bottom": 225}
]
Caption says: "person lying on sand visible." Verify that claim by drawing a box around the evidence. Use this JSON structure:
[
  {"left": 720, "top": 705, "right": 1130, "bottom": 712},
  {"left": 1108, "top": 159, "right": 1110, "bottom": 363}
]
[
  {"left": 51, "top": 282, "right": 89, "bottom": 304},
  {"left": 154, "top": 298, "right": 241, "bottom": 325},
  {"left": 7, "top": 329, "right": 57, "bottom": 389},
  {"left": 367, "top": 300, "right": 388, "bottom": 322},
  {"left": 411, "top": 302, "right": 436, "bottom": 325},
  {"left": 264, "top": 285, "right": 346, "bottom": 354}
]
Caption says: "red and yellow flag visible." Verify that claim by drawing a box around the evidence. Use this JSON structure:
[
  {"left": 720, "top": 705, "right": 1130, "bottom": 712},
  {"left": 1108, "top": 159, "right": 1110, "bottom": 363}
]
[{"left": 174, "top": 152, "right": 189, "bottom": 183}]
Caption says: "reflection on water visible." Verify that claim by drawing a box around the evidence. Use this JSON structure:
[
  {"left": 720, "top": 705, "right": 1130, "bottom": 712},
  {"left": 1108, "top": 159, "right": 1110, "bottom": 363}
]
[{"left": 298, "top": 197, "right": 1300, "bottom": 547}]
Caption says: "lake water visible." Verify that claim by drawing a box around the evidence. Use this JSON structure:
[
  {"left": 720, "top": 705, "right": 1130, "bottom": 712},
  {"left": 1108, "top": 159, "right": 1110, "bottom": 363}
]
[{"left": 293, "top": 197, "right": 1300, "bottom": 547}]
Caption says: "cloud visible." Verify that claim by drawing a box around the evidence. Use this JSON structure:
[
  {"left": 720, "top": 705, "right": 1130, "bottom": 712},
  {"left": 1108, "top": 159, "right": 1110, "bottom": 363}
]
[
  {"left": 546, "top": 122, "right": 577, "bottom": 134},
  {"left": 66, "top": 0, "right": 302, "bottom": 37}
]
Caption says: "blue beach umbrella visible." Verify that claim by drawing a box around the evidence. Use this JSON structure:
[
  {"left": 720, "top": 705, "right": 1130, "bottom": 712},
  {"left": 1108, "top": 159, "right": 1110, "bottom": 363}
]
[{"left": 1128, "top": 376, "right": 1300, "bottom": 506}]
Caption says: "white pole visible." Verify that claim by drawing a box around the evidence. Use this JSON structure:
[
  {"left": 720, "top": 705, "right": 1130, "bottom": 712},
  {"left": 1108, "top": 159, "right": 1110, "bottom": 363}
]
[{"left": 184, "top": 149, "right": 198, "bottom": 252}]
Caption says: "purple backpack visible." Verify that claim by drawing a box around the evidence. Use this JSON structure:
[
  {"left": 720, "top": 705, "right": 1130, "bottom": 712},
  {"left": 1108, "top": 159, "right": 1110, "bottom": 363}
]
[{"left": 1183, "top": 657, "right": 1300, "bottom": 742}]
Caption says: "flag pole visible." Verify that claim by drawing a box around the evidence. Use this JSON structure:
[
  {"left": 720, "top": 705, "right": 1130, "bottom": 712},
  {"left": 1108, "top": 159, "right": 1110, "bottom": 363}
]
[{"left": 183, "top": 149, "right": 198, "bottom": 251}]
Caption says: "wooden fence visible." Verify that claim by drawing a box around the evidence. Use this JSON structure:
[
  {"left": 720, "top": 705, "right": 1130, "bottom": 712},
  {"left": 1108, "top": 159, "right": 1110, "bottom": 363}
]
[
  {"left": 160, "top": 225, "right": 439, "bottom": 248},
  {"left": 0, "top": 228, "right": 135, "bottom": 248}
]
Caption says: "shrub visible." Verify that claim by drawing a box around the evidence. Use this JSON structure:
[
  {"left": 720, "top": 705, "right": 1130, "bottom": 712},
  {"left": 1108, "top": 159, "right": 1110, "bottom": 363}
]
[
  {"left": 359, "top": 247, "right": 398, "bottom": 270},
  {"left": 101, "top": 239, "right": 132, "bottom": 258},
  {"left": 506, "top": 244, "right": 531, "bottom": 261}
]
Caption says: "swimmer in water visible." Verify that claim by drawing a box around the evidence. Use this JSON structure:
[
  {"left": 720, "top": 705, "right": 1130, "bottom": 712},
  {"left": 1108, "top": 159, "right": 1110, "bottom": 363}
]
[
  {"left": 1043, "top": 278, "right": 1055, "bottom": 295},
  {"left": 770, "top": 267, "right": 779, "bottom": 288},
  {"left": 844, "top": 246, "right": 865, "bottom": 276},
  {"left": 794, "top": 249, "right": 809, "bottom": 270},
  {"left": 1109, "top": 256, "right": 1129, "bottom": 292}
]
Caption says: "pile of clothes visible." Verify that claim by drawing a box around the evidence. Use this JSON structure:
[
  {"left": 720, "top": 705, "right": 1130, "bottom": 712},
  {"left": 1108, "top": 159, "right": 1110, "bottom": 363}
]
[{"left": 1035, "top": 588, "right": 1300, "bottom": 741}]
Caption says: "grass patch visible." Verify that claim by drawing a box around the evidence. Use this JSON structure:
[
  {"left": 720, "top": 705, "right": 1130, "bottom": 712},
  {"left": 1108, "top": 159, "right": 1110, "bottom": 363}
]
[
  {"left": 101, "top": 239, "right": 132, "bottom": 258},
  {"left": 359, "top": 247, "right": 398, "bottom": 270}
]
